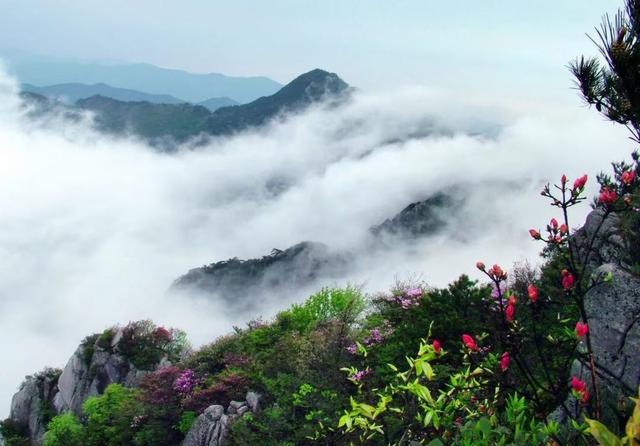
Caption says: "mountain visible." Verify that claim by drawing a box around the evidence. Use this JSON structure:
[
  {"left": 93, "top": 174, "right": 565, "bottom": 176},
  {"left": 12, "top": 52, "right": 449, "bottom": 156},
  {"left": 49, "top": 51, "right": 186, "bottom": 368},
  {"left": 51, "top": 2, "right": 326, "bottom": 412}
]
[
  {"left": 202, "top": 69, "right": 351, "bottom": 136},
  {"left": 76, "top": 96, "right": 211, "bottom": 147},
  {"left": 197, "top": 97, "right": 239, "bottom": 111},
  {"left": 71, "top": 69, "right": 351, "bottom": 149},
  {"left": 21, "top": 82, "right": 185, "bottom": 105},
  {"left": 1, "top": 51, "right": 282, "bottom": 103},
  {"left": 171, "top": 191, "right": 456, "bottom": 305},
  {"left": 172, "top": 242, "right": 349, "bottom": 312}
]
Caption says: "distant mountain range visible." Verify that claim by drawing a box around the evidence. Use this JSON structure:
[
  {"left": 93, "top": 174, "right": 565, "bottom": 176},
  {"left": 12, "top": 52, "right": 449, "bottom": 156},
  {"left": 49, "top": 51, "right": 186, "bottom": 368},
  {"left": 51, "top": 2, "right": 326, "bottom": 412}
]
[
  {"left": 2, "top": 50, "right": 282, "bottom": 103},
  {"left": 21, "top": 69, "right": 352, "bottom": 150},
  {"left": 21, "top": 82, "right": 240, "bottom": 111}
]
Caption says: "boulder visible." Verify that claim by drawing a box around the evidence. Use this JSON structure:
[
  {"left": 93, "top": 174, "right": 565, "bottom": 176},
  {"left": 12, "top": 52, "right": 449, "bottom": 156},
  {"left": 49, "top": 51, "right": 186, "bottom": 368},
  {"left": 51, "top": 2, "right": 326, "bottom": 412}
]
[{"left": 183, "top": 392, "right": 260, "bottom": 446}]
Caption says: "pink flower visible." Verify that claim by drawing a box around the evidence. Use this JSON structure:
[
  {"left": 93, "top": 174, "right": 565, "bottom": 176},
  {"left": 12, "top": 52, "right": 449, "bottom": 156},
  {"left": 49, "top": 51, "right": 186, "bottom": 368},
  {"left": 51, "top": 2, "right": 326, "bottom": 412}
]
[
  {"left": 488, "top": 264, "right": 507, "bottom": 281},
  {"left": 527, "top": 284, "right": 539, "bottom": 303},
  {"left": 352, "top": 368, "right": 371, "bottom": 382},
  {"left": 500, "top": 352, "right": 510, "bottom": 371},
  {"left": 462, "top": 334, "right": 478, "bottom": 351},
  {"left": 559, "top": 224, "right": 568, "bottom": 235},
  {"left": 599, "top": 188, "right": 618, "bottom": 206},
  {"left": 550, "top": 218, "right": 559, "bottom": 230},
  {"left": 575, "top": 321, "right": 588, "bottom": 338},
  {"left": 476, "top": 261, "right": 486, "bottom": 271},
  {"left": 561, "top": 269, "right": 575, "bottom": 291},
  {"left": 432, "top": 339, "right": 441, "bottom": 355},
  {"left": 622, "top": 170, "right": 637, "bottom": 185},
  {"left": 346, "top": 343, "right": 357, "bottom": 354},
  {"left": 573, "top": 174, "right": 588, "bottom": 191},
  {"left": 561, "top": 174, "right": 568, "bottom": 185},
  {"left": 406, "top": 288, "right": 422, "bottom": 298},
  {"left": 529, "top": 229, "right": 541, "bottom": 240}
]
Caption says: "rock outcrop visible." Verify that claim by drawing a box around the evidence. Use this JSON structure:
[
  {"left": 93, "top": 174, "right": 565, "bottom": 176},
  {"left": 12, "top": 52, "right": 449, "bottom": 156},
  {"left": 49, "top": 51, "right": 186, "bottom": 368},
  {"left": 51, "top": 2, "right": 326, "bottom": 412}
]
[
  {"left": 551, "top": 209, "right": 640, "bottom": 426},
  {"left": 53, "top": 332, "right": 157, "bottom": 416},
  {"left": 6, "top": 327, "right": 167, "bottom": 445},
  {"left": 183, "top": 392, "right": 260, "bottom": 446},
  {"left": 8, "top": 368, "right": 60, "bottom": 444}
]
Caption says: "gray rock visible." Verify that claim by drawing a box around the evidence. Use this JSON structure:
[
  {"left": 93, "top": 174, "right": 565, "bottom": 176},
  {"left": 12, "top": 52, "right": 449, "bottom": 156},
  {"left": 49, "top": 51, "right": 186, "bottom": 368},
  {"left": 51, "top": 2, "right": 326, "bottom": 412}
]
[
  {"left": 553, "top": 263, "right": 640, "bottom": 427},
  {"left": 54, "top": 331, "right": 154, "bottom": 417},
  {"left": 182, "top": 405, "right": 230, "bottom": 446},
  {"left": 9, "top": 369, "right": 60, "bottom": 444},
  {"left": 183, "top": 392, "right": 261, "bottom": 446},
  {"left": 245, "top": 391, "right": 261, "bottom": 413}
]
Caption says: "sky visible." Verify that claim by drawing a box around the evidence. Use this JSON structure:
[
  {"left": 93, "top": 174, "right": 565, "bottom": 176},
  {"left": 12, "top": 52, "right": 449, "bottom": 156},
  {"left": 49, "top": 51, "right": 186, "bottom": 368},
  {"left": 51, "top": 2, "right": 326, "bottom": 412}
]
[{"left": 0, "top": 0, "right": 623, "bottom": 100}]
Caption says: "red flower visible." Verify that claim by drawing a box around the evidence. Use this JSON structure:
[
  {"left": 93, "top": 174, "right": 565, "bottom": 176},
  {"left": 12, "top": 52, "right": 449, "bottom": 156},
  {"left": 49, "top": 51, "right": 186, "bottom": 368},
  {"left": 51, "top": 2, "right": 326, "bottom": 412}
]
[
  {"left": 476, "top": 261, "right": 485, "bottom": 271},
  {"left": 432, "top": 339, "right": 441, "bottom": 355},
  {"left": 561, "top": 269, "right": 575, "bottom": 291},
  {"left": 529, "top": 229, "right": 541, "bottom": 240},
  {"left": 581, "top": 390, "right": 590, "bottom": 403},
  {"left": 527, "top": 284, "right": 539, "bottom": 303},
  {"left": 507, "top": 296, "right": 517, "bottom": 306},
  {"left": 561, "top": 174, "right": 567, "bottom": 185},
  {"left": 575, "top": 321, "right": 588, "bottom": 338},
  {"left": 599, "top": 188, "right": 617, "bottom": 206},
  {"left": 573, "top": 174, "right": 588, "bottom": 191},
  {"left": 550, "top": 218, "right": 559, "bottom": 230},
  {"left": 571, "top": 376, "right": 586, "bottom": 393},
  {"left": 462, "top": 334, "right": 478, "bottom": 351},
  {"left": 500, "top": 352, "right": 510, "bottom": 372},
  {"left": 559, "top": 224, "right": 568, "bottom": 235},
  {"left": 622, "top": 170, "right": 637, "bottom": 185},
  {"left": 505, "top": 303, "right": 515, "bottom": 322}
]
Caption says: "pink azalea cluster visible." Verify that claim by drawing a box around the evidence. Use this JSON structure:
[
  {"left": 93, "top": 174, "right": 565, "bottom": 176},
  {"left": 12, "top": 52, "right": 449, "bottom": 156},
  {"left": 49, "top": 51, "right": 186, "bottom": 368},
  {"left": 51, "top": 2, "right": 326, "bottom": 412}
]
[
  {"left": 385, "top": 287, "right": 424, "bottom": 309},
  {"left": 351, "top": 368, "right": 371, "bottom": 382},
  {"left": 173, "top": 369, "right": 197, "bottom": 394}
]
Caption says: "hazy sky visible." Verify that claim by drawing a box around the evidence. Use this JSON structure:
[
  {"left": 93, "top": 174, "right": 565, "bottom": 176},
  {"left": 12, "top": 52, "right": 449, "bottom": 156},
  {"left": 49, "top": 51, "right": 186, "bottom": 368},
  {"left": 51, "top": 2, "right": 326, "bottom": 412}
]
[{"left": 0, "top": 0, "right": 622, "bottom": 100}]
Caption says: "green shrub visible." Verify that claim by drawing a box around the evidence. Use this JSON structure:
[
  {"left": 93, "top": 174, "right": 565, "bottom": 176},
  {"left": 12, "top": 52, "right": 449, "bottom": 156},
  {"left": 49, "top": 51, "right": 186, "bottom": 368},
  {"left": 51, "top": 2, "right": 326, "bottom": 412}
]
[{"left": 43, "top": 412, "right": 84, "bottom": 446}]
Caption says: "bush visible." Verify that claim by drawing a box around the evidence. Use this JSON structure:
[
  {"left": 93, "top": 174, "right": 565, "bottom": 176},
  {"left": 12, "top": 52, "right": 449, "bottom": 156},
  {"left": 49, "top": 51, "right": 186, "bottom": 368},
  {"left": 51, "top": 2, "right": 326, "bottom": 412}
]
[{"left": 43, "top": 413, "right": 84, "bottom": 446}]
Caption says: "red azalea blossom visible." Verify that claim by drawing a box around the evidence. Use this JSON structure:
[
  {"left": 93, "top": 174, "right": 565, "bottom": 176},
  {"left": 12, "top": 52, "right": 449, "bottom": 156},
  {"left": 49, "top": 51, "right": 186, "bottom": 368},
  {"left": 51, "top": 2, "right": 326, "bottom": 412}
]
[
  {"left": 529, "top": 229, "right": 541, "bottom": 239},
  {"left": 432, "top": 339, "right": 441, "bottom": 355},
  {"left": 573, "top": 174, "right": 588, "bottom": 190},
  {"left": 575, "top": 321, "right": 588, "bottom": 338},
  {"left": 561, "top": 269, "right": 575, "bottom": 291},
  {"left": 571, "top": 376, "right": 586, "bottom": 393},
  {"left": 599, "top": 188, "right": 618, "bottom": 206},
  {"left": 561, "top": 174, "right": 567, "bottom": 185},
  {"left": 462, "top": 334, "right": 478, "bottom": 351},
  {"left": 505, "top": 303, "right": 515, "bottom": 322},
  {"left": 622, "top": 170, "right": 637, "bottom": 185},
  {"left": 527, "top": 284, "right": 539, "bottom": 303},
  {"left": 500, "top": 352, "right": 510, "bottom": 371},
  {"left": 550, "top": 218, "right": 559, "bottom": 230},
  {"left": 508, "top": 296, "right": 517, "bottom": 306},
  {"left": 476, "top": 261, "right": 485, "bottom": 271},
  {"left": 581, "top": 390, "right": 590, "bottom": 403},
  {"left": 559, "top": 224, "right": 568, "bottom": 235}
]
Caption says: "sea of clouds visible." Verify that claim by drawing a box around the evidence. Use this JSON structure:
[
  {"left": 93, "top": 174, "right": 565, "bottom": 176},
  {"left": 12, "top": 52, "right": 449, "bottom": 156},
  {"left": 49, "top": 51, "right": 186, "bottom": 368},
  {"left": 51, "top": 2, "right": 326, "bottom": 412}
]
[{"left": 0, "top": 66, "right": 634, "bottom": 417}]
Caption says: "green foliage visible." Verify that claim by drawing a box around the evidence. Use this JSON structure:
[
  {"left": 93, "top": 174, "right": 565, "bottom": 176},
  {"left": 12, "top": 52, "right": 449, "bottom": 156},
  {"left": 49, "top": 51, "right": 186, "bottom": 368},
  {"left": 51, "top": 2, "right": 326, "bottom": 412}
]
[
  {"left": 43, "top": 413, "right": 84, "bottom": 446},
  {"left": 176, "top": 411, "right": 197, "bottom": 434},
  {"left": 82, "top": 384, "right": 136, "bottom": 446},
  {"left": 585, "top": 388, "right": 640, "bottom": 446},
  {"left": 276, "top": 285, "right": 365, "bottom": 334}
]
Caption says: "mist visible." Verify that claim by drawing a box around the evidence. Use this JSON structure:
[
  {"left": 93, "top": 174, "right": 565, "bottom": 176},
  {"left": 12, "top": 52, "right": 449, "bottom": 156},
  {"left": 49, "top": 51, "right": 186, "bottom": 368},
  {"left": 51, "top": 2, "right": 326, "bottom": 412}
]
[{"left": 0, "top": 68, "right": 634, "bottom": 417}]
